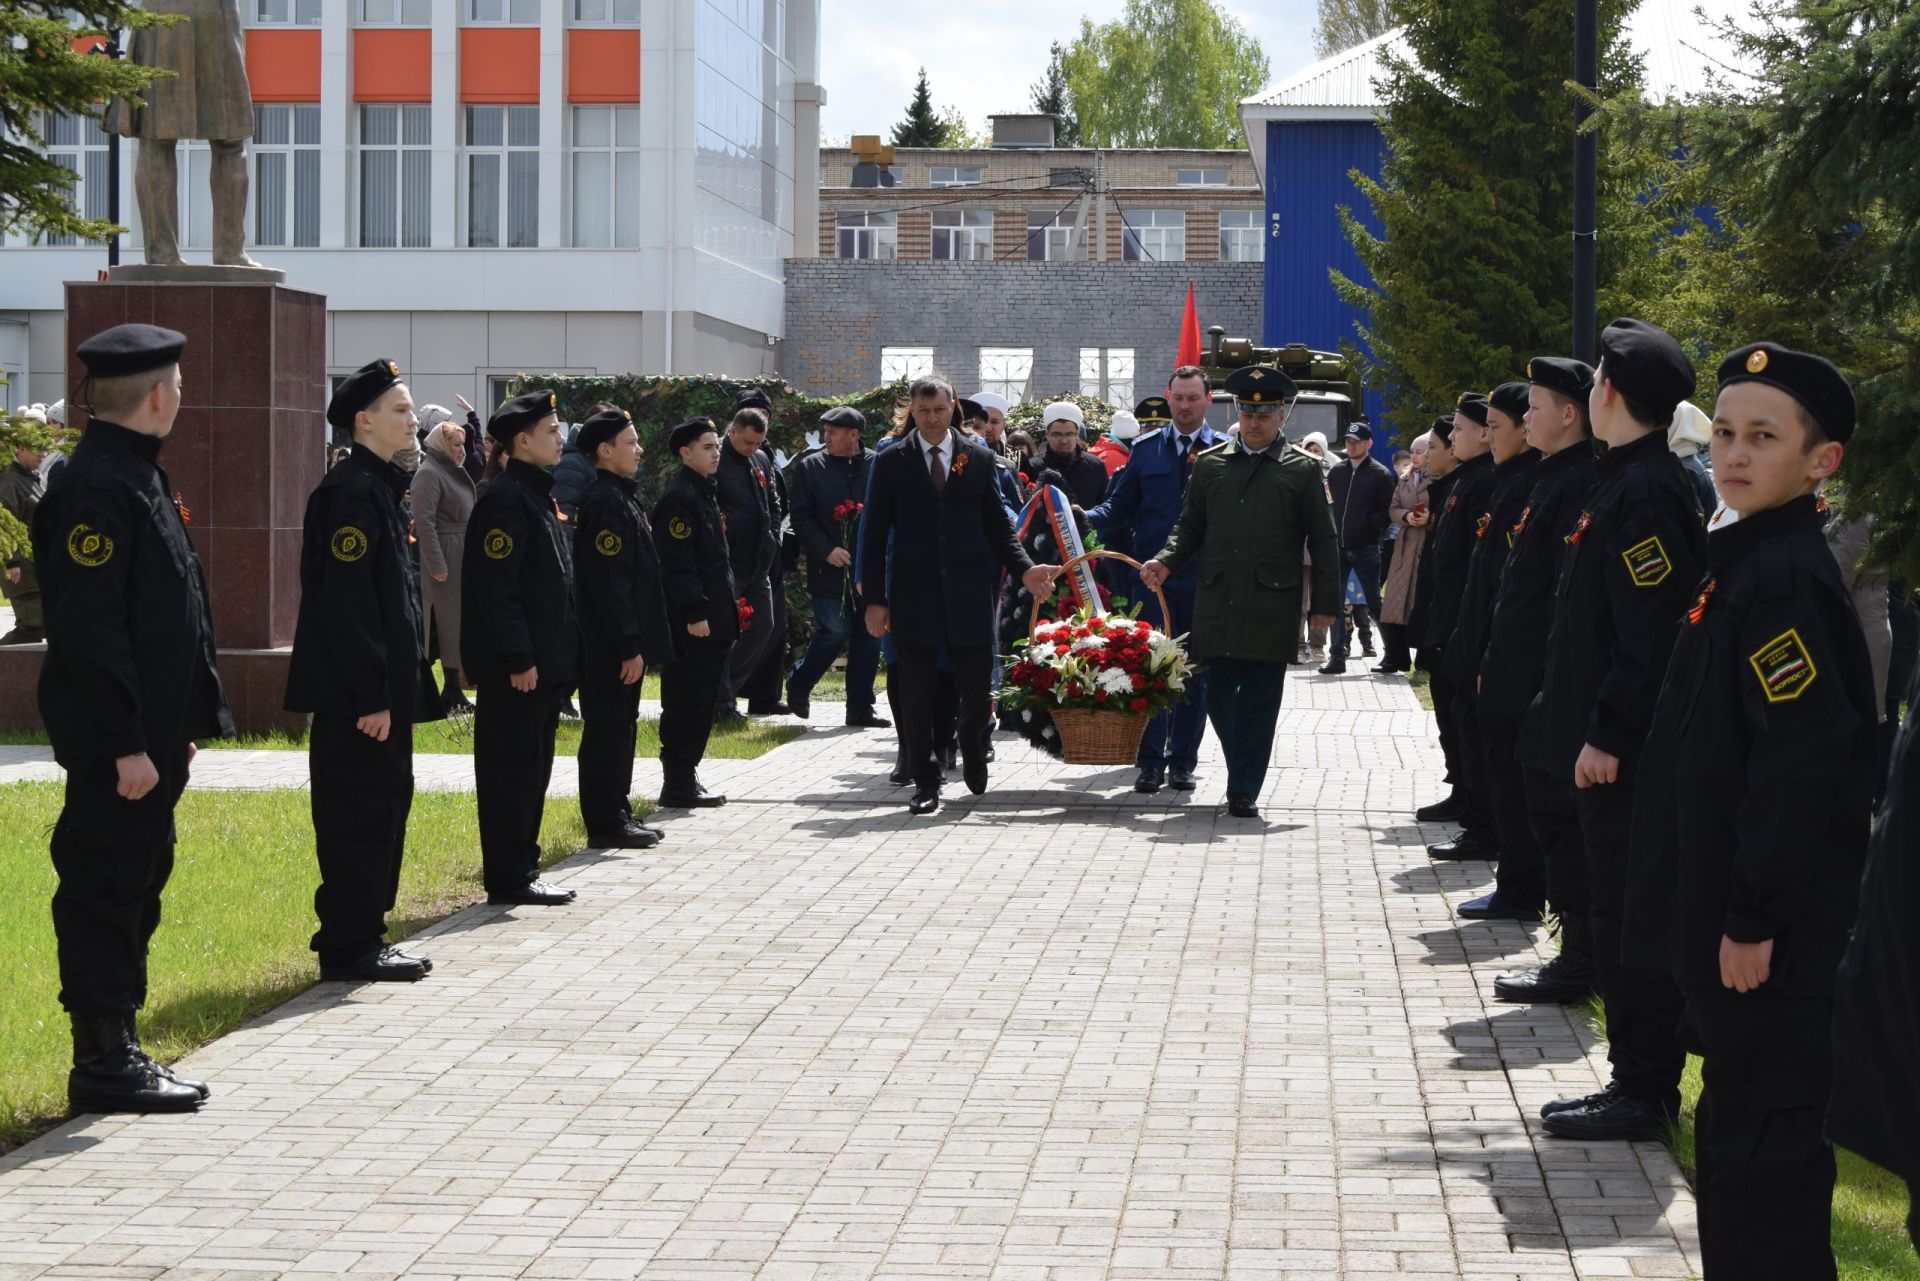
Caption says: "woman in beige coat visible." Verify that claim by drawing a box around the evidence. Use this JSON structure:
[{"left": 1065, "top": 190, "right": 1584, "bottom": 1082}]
[
  {"left": 1379, "top": 432, "right": 1434, "bottom": 673},
  {"left": 409, "top": 421, "right": 476, "bottom": 710}
]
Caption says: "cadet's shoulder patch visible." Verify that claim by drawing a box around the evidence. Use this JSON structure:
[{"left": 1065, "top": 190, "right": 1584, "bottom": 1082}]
[
  {"left": 330, "top": 525, "right": 368, "bottom": 563},
  {"left": 595, "top": 529, "right": 622, "bottom": 557},
  {"left": 67, "top": 523, "right": 113, "bottom": 567},
  {"left": 1749, "top": 628, "right": 1817, "bottom": 703},
  {"left": 482, "top": 528, "right": 514, "bottom": 560},
  {"left": 668, "top": 517, "right": 692, "bottom": 540},
  {"left": 1621, "top": 535, "right": 1671, "bottom": 587}
]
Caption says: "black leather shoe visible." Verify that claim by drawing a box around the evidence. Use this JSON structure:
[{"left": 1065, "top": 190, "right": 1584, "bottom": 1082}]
[
  {"left": 1168, "top": 769, "right": 1198, "bottom": 791},
  {"left": 786, "top": 686, "right": 811, "bottom": 720},
  {"left": 1540, "top": 1081, "right": 1620, "bottom": 1119},
  {"left": 488, "top": 879, "right": 577, "bottom": 906},
  {"left": 747, "top": 700, "right": 791, "bottom": 716},
  {"left": 1541, "top": 1091, "right": 1673, "bottom": 1141},
  {"left": 908, "top": 788, "right": 941, "bottom": 815},
  {"left": 382, "top": 944, "right": 433, "bottom": 974},
  {"left": 1414, "top": 792, "right": 1465, "bottom": 823},
  {"left": 847, "top": 713, "right": 892, "bottom": 729},
  {"left": 1318, "top": 659, "right": 1347, "bottom": 675},
  {"left": 658, "top": 785, "right": 726, "bottom": 808},
  {"left": 963, "top": 758, "right": 988, "bottom": 796},
  {"left": 1428, "top": 832, "right": 1499, "bottom": 861},
  {"left": 1227, "top": 795, "right": 1259, "bottom": 818},
  {"left": 68, "top": 1015, "right": 203, "bottom": 1114},
  {"left": 1374, "top": 662, "right": 1405, "bottom": 675},
  {"left": 888, "top": 766, "right": 912, "bottom": 785},
  {"left": 322, "top": 945, "right": 430, "bottom": 982},
  {"left": 1457, "top": 892, "right": 1543, "bottom": 922},
  {"left": 984, "top": 744, "right": 996, "bottom": 764},
  {"left": 714, "top": 709, "right": 747, "bottom": 730},
  {"left": 1135, "top": 767, "right": 1166, "bottom": 794},
  {"left": 1494, "top": 955, "right": 1597, "bottom": 1005},
  {"left": 120, "top": 1015, "right": 210, "bottom": 1099},
  {"left": 589, "top": 822, "right": 663, "bottom": 850}
]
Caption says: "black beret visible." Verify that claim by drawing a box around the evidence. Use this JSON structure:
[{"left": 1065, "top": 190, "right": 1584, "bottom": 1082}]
[
  {"left": 733, "top": 388, "right": 774, "bottom": 413},
  {"left": 575, "top": 407, "right": 634, "bottom": 455},
  {"left": 1225, "top": 364, "right": 1295, "bottom": 406},
  {"left": 819, "top": 406, "right": 866, "bottom": 431},
  {"left": 1527, "top": 356, "right": 1594, "bottom": 403},
  {"left": 1134, "top": 396, "right": 1173, "bottom": 423},
  {"left": 1716, "top": 343, "right": 1856, "bottom": 444},
  {"left": 1456, "top": 398, "right": 1490, "bottom": 427},
  {"left": 487, "top": 389, "right": 558, "bottom": 443},
  {"left": 1489, "top": 382, "right": 1531, "bottom": 423},
  {"left": 956, "top": 397, "right": 986, "bottom": 422},
  {"left": 667, "top": 416, "right": 718, "bottom": 453},
  {"left": 1598, "top": 317, "right": 1695, "bottom": 414},
  {"left": 76, "top": 323, "right": 186, "bottom": 378},
  {"left": 327, "top": 358, "right": 403, "bottom": 434},
  {"left": 1456, "top": 391, "right": 1488, "bottom": 408},
  {"left": 1430, "top": 414, "right": 1456, "bottom": 445}
]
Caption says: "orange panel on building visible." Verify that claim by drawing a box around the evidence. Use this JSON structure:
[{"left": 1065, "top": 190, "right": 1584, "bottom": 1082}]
[
  {"left": 567, "top": 29, "right": 640, "bottom": 104},
  {"left": 247, "top": 28, "right": 321, "bottom": 102},
  {"left": 461, "top": 28, "right": 541, "bottom": 104},
  {"left": 71, "top": 35, "right": 107, "bottom": 55},
  {"left": 353, "top": 28, "right": 432, "bottom": 104}
]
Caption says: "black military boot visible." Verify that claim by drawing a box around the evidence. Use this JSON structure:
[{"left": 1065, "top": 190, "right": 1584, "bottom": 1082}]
[
  {"left": 123, "top": 1014, "right": 210, "bottom": 1100},
  {"left": 68, "top": 1014, "right": 204, "bottom": 1114},
  {"left": 1414, "top": 790, "right": 1465, "bottom": 823},
  {"left": 1541, "top": 1089, "right": 1674, "bottom": 1141},
  {"left": 1494, "top": 915, "right": 1599, "bottom": 1004}
]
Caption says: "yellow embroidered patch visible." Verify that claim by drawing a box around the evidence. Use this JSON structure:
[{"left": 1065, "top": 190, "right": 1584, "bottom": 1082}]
[
  {"left": 67, "top": 523, "right": 113, "bottom": 567},
  {"left": 668, "top": 517, "right": 692, "bottom": 540},
  {"left": 482, "top": 528, "right": 514, "bottom": 560},
  {"left": 595, "top": 529, "right": 622, "bottom": 557},
  {"left": 1621, "top": 536, "right": 1671, "bottom": 587},
  {"left": 1750, "top": 628, "right": 1817, "bottom": 703},
  {"left": 330, "top": 526, "right": 368, "bottom": 562}
]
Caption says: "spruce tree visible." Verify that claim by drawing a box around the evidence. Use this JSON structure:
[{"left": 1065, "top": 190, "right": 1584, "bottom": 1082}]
[
  {"left": 1030, "top": 42, "right": 1082, "bottom": 147},
  {"left": 890, "top": 69, "right": 946, "bottom": 148}
]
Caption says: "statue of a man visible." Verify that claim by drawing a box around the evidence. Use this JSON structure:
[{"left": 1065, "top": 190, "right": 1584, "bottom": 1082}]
[{"left": 103, "top": 0, "right": 262, "bottom": 268}]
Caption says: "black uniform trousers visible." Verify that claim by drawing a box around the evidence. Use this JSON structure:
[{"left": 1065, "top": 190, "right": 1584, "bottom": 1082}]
[
  {"left": 1525, "top": 768, "right": 1588, "bottom": 920},
  {"left": 50, "top": 743, "right": 192, "bottom": 1015},
  {"left": 1573, "top": 776, "right": 1684, "bottom": 1112},
  {"left": 895, "top": 645, "right": 992, "bottom": 791},
  {"left": 577, "top": 667, "right": 642, "bottom": 836},
  {"left": 717, "top": 572, "right": 775, "bottom": 713},
  {"left": 1432, "top": 662, "right": 1495, "bottom": 837},
  {"left": 309, "top": 714, "right": 414, "bottom": 964},
  {"left": 1203, "top": 657, "right": 1288, "bottom": 802},
  {"left": 1683, "top": 987, "right": 1838, "bottom": 1281},
  {"left": 474, "top": 679, "right": 563, "bottom": 896},
  {"left": 1480, "top": 712, "right": 1545, "bottom": 905},
  {"left": 661, "top": 634, "right": 733, "bottom": 785},
  {"left": 1425, "top": 648, "right": 1464, "bottom": 797},
  {"left": 741, "top": 571, "right": 789, "bottom": 707}
]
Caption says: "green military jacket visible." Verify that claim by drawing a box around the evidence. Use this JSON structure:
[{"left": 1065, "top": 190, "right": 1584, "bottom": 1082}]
[{"left": 1155, "top": 437, "right": 1340, "bottom": 663}]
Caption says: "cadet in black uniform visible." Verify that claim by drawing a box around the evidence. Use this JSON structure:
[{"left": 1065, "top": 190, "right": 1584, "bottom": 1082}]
[
  {"left": 1483, "top": 359, "right": 1601, "bottom": 1001},
  {"left": 286, "top": 359, "right": 442, "bottom": 982},
  {"left": 1525, "top": 318, "right": 1705, "bottom": 1141},
  {"left": 571, "top": 408, "right": 674, "bottom": 849},
  {"left": 1629, "top": 345, "right": 1874, "bottom": 1278},
  {"left": 463, "top": 391, "right": 579, "bottom": 906},
  {"left": 653, "top": 418, "right": 738, "bottom": 808},
  {"left": 35, "top": 323, "right": 233, "bottom": 1113},
  {"left": 1409, "top": 415, "right": 1462, "bottom": 818},
  {"left": 713, "top": 403, "right": 781, "bottom": 724},
  {"left": 734, "top": 387, "right": 795, "bottom": 717}
]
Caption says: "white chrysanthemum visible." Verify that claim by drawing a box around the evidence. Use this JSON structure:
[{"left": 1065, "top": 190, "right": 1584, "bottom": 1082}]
[
  {"left": 1095, "top": 668, "right": 1135, "bottom": 696},
  {"left": 1069, "top": 634, "right": 1106, "bottom": 653}
]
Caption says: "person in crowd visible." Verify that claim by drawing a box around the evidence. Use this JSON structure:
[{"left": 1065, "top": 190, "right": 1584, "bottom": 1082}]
[
  {"left": 35, "top": 323, "right": 233, "bottom": 1114},
  {"left": 463, "top": 391, "right": 579, "bottom": 908},
  {"left": 550, "top": 403, "right": 605, "bottom": 523},
  {"left": 712, "top": 404, "right": 783, "bottom": 725},
  {"left": 1036, "top": 403, "right": 1110, "bottom": 508},
  {"left": 1321, "top": 422, "right": 1395, "bottom": 674},
  {"left": 1007, "top": 428, "right": 1038, "bottom": 482},
  {"left": 971, "top": 391, "right": 1015, "bottom": 460},
  {"left": 1409, "top": 416, "right": 1463, "bottom": 817},
  {"left": 653, "top": 418, "right": 739, "bottom": 809},
  {"left": 571, "top": 408, "right": 673, "bottom": 851},
  {"left": 1141, "top": 365, "right": 1338, "bottom": 819},
  {"left": 1668, "top": 400, "right": 1718, "bottom": 517},
  {"left": 286, "top": 358, "right": 442, "bottom": 984},
  {"left": 1299, "top": 432, "right": 1330, "bottom": 468},
  {"left": 410, "top": 418, "right": 477, "bottom": 712},
  {"left": 733, "top": 389, "right": 796, "bottom": 718},
  {"left": 1377, "top": 432, "right": 1433, "bottom": 674},
  {"left": 784, "top": 405, "right": 887, "bottom": 727},
  {"left": 40, "top": 400, "right": 70, "bottom": 488},
  {"left": 0, "top": 431, "right": 46, "bottom": 643},
  {"left": 1089, "top": 411, "right": 1139, "bottom": 476},
  {"left": 959, "top": 397, "right": 1027, "bottom": 512}
]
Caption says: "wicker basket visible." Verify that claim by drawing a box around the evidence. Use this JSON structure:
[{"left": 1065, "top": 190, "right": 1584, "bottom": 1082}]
[{"left": 1028, "top": 550, "right": 1173, "bottom": 767}]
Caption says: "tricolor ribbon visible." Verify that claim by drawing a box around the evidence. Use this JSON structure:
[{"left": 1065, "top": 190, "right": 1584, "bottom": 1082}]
[{"left": 1017, "top": 484, "right": 1101, "bottom": 615}]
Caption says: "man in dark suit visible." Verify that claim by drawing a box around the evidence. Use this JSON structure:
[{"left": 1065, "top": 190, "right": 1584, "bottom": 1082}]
[{"left": 863, "top": 377, "right": 1057, "bottom": 815}]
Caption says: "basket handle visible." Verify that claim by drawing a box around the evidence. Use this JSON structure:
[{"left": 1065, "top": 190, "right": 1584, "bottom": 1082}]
[{"left": 1028, "top": 549, "right": 1173, "bottom": 640}]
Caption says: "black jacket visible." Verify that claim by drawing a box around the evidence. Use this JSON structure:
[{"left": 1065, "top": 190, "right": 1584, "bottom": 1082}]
[
  {"left": 1407, "top": 468, "right": 1459, "bottom": 648},
  {"left": 284, "top": 444, "right": 441, "bottom": 721},
  {"left": 785, "top": 446, "right": 874, "bottom": 599},
  {"left": 715, "top": 440, "right": 781, "bottom": 581},
  {"left": 652, "top": 464, "right": 740, "bottom": 643},
  {"left": 573, "top": 469, "right": 676, "bottom": 670},
  {"left": 461, "top": 459, "right": 578, "bottom": 687},
  {"left": 1476, "top": 443, "right": 1599, "bottom": 721},
  {"left": 550, "top": 444, "right": 596, "bottom": 522},
  {"left": 1038, "top": 446, "right": 1111, "bottom": 510},
  {"left": 32, "top": 418, "right": 233, "bottom": 764},
  {"left": 1442, "top": 448, "right": 1541, "bottom": 687},
  {"left": 1327, "top": 454, "right": 1396, "bottom": 549},
  {"left": 1419, "top": 451, "right": 1495, "bottom": 652},
  {"left": 1521, "top": 430, "right": 1707, "bottom": 779}
]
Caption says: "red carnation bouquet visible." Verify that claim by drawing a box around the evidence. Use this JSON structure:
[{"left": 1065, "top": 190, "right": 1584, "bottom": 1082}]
[
  {"left": 832, "top": 499, "right": 864, "bottom": 610},
  {"left": 737, "top": 596, "right": 755, "bottom": 632},
  {"left": 1003, "top": 604, "right": 1193, "bottom": 716}
]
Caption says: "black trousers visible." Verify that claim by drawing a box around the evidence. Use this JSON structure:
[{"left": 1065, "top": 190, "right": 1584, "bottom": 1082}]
[
  {"left": 1525, "top": 768, "right": 1588, "bottom": 919},
  {"left": 50, "top": 743, "right": 192, "bottom": 1015},
  {"left": 577, "top": 665, "right": 642, "bottom": 836},
  {"left": 1379, "top": 621, "right": 1412, "bottom": 670},
  {"left": 742, "top": 572, "right": 789, "bottom": 707},
  {"left": 1203, "top": 656, "right": 1288, "bottom": 801},
  {"left": 309, "top": 713, "right": 415, "bottom": 965},
  {"left": 1434, "top": 667, "right": 1495, "bottom": 837},
  {"left": 660, "top": 634, "right": 733, "bottom": 786},
  {"left": 1481, "top": 712, "right": 1545, "bottom": 905},
  {"left": 474, "top": 680, "right": 562, "bottom": 896},
  {"left": 1426, "top": 647, "right": 1465, "bottom": 793},
  {"left": 718, "top": 571, "right": 775, "bottom": 712},
  {"left": 894, "top": 645, "right": 991, "bottom": 790},
  {"left": 1575, "top": 777, "right": 1685, "bottom": 1111}
]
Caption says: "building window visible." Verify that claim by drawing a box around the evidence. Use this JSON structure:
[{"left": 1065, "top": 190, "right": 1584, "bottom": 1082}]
[
  {"left": 466, "top": 105, "right": 540, "bottom": 248},
  {"left": 931, "top": 210, "right": 992, "bottom": 261},
  {"left": 1123, "top": 210, "right": 1185, "bottom": 262},
  {"left": 468, "top": 0, "right": 541, "bottom": 22},
  {"left": 572, "top": 0, "right": 641, "bottom": 18},
  {"left": 1176, "top": 168, "right": 1229, "bottom": 187},
  {"left": 571, "top": 105, "right": 639, "bottom": 247},
  {"left": 360, "top": 0, "right": 432, "bottom": 21},
  {"left": 252, "top": 104, "right": 320, "bottom": 248},
  {"left": 881, "top": 347, "right": 935, "bottom": 384},
  {"left": 929, "top": 166, "right": 982, "bottom": 188},
  {"left": 1080, "top": 348, "right": 1136, "bottom": 408},
  {"left": 487, "top": 376, "right": 523, "bottom": 408},
  {"left": 359, "top": 104, "right": 431, "bottom": 247},
  {"left": 1219, "top": 209, "right": 1263, "bottom": 263},
  {"left": 978, "top": 348, "right": 1034, "bottom": 402},
  {"left": 1027, "top": 210, "right": 1081, "bottom": 262},
  {"left": 836, "top": 211, "right": 897, "bottom": 259},
  {"left": 33, "top": 111, "right": 109, "bottom": 247},
  {"left": 255, "top": 0, "right": 321, "bottom": 21}
]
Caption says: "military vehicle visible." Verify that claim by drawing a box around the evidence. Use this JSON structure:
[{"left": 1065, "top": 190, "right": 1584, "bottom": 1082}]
[{"left": 1198, "top": 326, "right": 1365, "bottom": 442}]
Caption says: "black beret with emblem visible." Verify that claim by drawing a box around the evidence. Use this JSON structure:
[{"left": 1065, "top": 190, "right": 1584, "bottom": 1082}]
[
  {"left": 1456, "top": 396, "right": 1490, "bottom": 427},
  {"left": 667, "top": 416, "right": 718, "bottom": 454},
  {"left": 733, "top": 387, "right": 774, "bottom": 413},
  {"left": 1456, "top": 391, "right": 1488, "bottom": 408},
  {"left": 956, "top": 397, "right": 985, "bottom": 423},
  {"left": 487, "top": 389, "right": 558, "bottom": 443},
  {"left": 327, "top": 358, "right": 404, "bottom": 435},
  {"left": 819, "top": 405, "right": 866, "bottom": 431},
  {"left": 1598, "top": 317, "right": 1696, "bottom": 414},
  {"left": 76, "top": 323, "right": 187, "bottom": 378},
  {"left": 1429, "top": 413, "right": 1456, "bottom": 446},
  {"left": 1488, "top": 381, "right": 1531, "bottom": 423},
  {"left": 1134, "top": 396, "right": 1173, "bottom": 424},
  {"left": 575, "top": 407, "right": 634, "bottom": 455},
  {"left": 1225, "top": 364, "right": 1297, "bottom": 407},
  {"left": 1527, "top": 356, "right": 1594, "bottom": 403},
  {"left": 1715, "top": 342, "right": 1856, "bottom": 444}
]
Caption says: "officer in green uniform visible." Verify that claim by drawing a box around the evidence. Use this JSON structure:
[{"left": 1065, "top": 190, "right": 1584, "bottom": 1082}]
[{"left": 1141, "top": 364, "right": 1339, "bottom": 819}]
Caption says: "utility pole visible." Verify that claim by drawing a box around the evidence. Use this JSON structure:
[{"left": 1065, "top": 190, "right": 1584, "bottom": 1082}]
[
  {"left": 1572, "top": 0, "right": 1598, "bottom": 364},
  {"left": 90, "top": 33, "right": 125, "bottom": 270}
]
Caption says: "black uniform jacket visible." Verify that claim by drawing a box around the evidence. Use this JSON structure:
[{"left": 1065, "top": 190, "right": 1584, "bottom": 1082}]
[
  {"left": 1407, "top": 468, "right": 1460, "bottom": 648},
  {"left": 1420, "top": 451, "right": 1495, "bottom": 652},
  {"left": 860, "top": 433, "right": 1033, "bottom": 650},
  {"left": 461, "top": 459, "right": 578, "bottom": 688},
  {"left": 1521, "top": 430, "right": 1706, "bottom": 779},
  {"left": 33, "top": 418, "right": 233, "bottom": 765},
  {"left": 573, "top": 469, "right": 675, "bottom": 670},
  {"left": 1038, "top": 446, "right": 1111, "bottom": 510},
  {"left": 1442, "top": 448, "right": 1540, "bottom": 688},
  {"left": 785, "top": 446, "right": 874, "bottom": 600},
  {"left": 1477, "top": 443, "right": 1599, "bottom": 722},
  {"left": 652, "top": 464, "right": 739, "bottom": 643},
  {"left": 1625, "top": 495, "right": 1875, "bottom": 999},
  {"left": 715, "top": 441, "right": 780, "bottom": 582}
]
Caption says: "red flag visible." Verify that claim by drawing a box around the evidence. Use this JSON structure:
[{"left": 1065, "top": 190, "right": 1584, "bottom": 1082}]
[{"left": 1176, "top": 281, "right": 1202, "bottom": 369}]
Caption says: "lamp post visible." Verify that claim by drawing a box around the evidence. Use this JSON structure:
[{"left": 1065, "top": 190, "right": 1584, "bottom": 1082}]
[
  {"left": 88, "top": 32, "right": 125, "bottom": 270},
  {"left": 1573, "top": 0, "right": 1598, "bottom": 364}
]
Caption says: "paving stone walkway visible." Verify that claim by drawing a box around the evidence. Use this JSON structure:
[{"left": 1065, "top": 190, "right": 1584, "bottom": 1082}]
[{"left": 0, "top": 672, "right": 1699, "bottom": 1280}]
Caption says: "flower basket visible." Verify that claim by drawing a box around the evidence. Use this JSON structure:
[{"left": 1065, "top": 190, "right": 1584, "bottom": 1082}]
[{"left": 1049, "top": 705, "right": 1154, "bottom": 766}]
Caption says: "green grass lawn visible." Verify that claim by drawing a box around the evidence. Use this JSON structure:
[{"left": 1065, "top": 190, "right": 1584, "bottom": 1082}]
[{"left": 1408, "top": 667, "right": 1434, "bottom": 710}]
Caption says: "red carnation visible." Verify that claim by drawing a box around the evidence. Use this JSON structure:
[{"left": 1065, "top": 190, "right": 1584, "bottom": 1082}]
[
  {"left": 1087, "top": 616, "right": 1106, "bottom": 632},
  {"left": 1129, "top": 697, "right": 1149, "bottom": 713}
]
